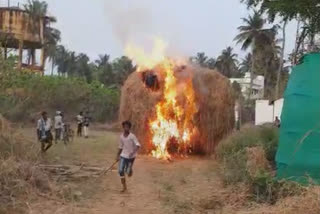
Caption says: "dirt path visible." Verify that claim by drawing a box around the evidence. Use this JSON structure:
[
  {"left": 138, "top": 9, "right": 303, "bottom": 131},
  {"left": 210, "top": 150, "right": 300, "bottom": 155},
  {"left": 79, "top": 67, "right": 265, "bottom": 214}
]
[{"left": 27, "top": 129, "right": 229, "bottom": 214}]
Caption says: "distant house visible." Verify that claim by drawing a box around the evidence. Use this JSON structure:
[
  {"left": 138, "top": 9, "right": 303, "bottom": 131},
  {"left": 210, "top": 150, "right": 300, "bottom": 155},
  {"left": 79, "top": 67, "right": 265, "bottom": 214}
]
[{"left": 230, "top": 72, "right": 264, "bottom": 100}]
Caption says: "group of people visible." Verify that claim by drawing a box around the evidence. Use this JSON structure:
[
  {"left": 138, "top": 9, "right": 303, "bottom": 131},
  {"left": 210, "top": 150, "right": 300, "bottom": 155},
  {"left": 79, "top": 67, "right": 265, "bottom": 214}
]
[
  {"left": 36, "top": 111, "right": 141, "bottom": 193},
  {"left": 36, "top": 110, "right": 91, "bottom": 153}
]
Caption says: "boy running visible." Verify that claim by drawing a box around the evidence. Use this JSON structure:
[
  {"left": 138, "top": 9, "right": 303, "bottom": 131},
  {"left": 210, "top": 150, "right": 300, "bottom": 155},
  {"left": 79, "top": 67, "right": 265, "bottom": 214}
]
[{"left": 116, "top": 121, "right": 141, "bottom": 192}]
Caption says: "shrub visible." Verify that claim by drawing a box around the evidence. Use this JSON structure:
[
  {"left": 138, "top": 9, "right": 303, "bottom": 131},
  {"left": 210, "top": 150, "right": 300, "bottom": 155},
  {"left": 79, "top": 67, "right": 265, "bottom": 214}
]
[
  {"left": 0, "top": 71, "right": 120, "bottom": 122},
  {"left": 216, "top": 125, "right": 279, "bottom": 184},
  {"left": 216, "top": 125, "right": 304, "bottom": 203},
  {"left": 0, "top": 116, "right": 51, "bottom": 213}
]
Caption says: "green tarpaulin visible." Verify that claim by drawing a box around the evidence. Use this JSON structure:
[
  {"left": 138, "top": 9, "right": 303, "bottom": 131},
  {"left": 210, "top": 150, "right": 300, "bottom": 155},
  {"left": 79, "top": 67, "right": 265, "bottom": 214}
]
[{"left": 276, "top": 53, "right": 320, "bottom": 183}]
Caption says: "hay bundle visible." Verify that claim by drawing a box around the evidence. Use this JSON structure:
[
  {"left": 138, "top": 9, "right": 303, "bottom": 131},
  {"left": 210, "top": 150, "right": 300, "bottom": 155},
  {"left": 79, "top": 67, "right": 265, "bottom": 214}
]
[
  {"left": 192, "top": 68, "right": 235, "bottom": 153},
  {"left": 119, "top": 65, "right": 234, "bottom": 154},
  {"left": 119, "top": 72, "right": 161, "bottom": 152}
]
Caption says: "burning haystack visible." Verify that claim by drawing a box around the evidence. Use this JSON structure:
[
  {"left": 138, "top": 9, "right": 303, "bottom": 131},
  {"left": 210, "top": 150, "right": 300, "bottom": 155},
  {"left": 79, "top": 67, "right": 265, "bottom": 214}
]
[{"left": 119, "top": 58, "right": 234, "bottom": 159}]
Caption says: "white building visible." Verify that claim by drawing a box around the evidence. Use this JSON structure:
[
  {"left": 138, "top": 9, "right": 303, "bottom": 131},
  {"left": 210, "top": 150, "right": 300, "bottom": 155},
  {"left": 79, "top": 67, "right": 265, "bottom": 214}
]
[
  {"left": 255, "top": 98, "right": 284, "bottom": 125},
  {"left": 230, "top": 72, "right": 265, "bottom": 100}
]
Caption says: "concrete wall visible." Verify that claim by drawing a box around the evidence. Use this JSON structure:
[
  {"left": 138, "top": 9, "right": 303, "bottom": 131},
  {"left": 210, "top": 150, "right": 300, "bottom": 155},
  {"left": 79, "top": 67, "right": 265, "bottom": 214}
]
[
  {"left": 255, "top": 98, "right": 284, "bottom": 125},
  {"left": 255, "top": 100, "right": 274, "bottom": 125},
  {"left": 273, "top": 98, "right": 284, "bottom": 121},
  {"left": 0, "top": 8, "right": 44, "bottom": 48}
]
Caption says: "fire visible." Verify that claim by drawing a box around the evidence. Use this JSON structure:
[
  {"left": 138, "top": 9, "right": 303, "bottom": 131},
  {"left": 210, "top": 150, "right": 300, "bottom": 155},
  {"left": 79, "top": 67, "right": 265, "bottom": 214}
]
[
  {"left": 150, "top": 59, "right": 197, "bottom": 160},
  {"left": 125, "top": 38, "right": 167, "bottom": 71},
  {"left": 125, "top": 39, "right": 197, "bottom": 160}
]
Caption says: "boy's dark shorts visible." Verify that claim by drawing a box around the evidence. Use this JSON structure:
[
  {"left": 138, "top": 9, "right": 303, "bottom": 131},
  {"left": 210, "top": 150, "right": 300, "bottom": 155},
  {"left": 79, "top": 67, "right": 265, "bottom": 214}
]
[{"left": 118, "top": 157, "right": 135, "bottom": 177}]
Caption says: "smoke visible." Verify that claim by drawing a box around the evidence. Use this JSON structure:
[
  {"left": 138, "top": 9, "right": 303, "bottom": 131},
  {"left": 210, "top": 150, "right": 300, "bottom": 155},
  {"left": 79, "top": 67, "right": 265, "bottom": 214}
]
[{"left": 103, "top": 0, "right": 154, "bottom": 49}]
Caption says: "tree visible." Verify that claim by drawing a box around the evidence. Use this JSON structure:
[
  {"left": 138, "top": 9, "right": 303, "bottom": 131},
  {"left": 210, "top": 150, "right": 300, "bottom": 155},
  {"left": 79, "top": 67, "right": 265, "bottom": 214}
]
[
  {"left": 95, "top": 54, "right": 110, "bottom": 67},
  {"left": 24, "top": 0, "right": 61, "bottom": 70},
  {"left": 95, "top": 54, "right": 113, "bottom": 86},
  {"left": 192, "top": 52, "right": 208, "bottom": 67},
  {"left": 234, "top": 11, "right": 278, "bottom": 99},
  {"left": 276, "top": 21, "right": 287, "bottom": 99},
  {"left": 239, "top": 53, "right": 252, "bottom": 75},
  {"left": 111, "top": 56, "right": 136, "bottom": 86},
  {"left": 206, "top": 58, "right": 216, "bottom": 70},
  {"left": 24, "top": 0, "right": 48, "bottom": 19},
  {"left": 241, "top": 0, "right": 320, "bottom": 60},
  {"left": 215, "top": 47, "right": 240, "bottom": 78}
]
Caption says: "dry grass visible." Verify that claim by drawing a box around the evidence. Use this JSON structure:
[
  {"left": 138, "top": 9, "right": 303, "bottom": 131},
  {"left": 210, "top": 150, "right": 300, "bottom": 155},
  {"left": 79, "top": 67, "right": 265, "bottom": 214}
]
[
  {"left": 242, "top": 187, "right": 320, "bottom": 214},
  {"left": 246, "top": 146, "right": 271, "bottom": 178},
  {"left": 0, "top": 115, "right": 52, "bottom": 213}
]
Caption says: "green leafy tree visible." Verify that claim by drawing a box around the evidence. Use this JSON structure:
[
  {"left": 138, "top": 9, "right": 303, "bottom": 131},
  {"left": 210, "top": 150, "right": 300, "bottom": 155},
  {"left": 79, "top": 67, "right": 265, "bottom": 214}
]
[
  {"left": 192, "top": 52, "right": 208, "bottom": 67},
  {"left": 216, "top": 47, "right": 240, "bottom": 78},
  {"left": 206, "top": 58, "right": 217, "bottom": 70},
  {"left": 111, "top": 56, "right": 136, "bottom": 86},
  {"left": 241, "top": 0, "right": 320, "bottom": 59},
  {"left": 234, "top": 11, "right": 278, "bottom": 99},
  {"left": 239, "top": 53, "right": 252, "bottom": 75},
  {"left": 24, "top": 0, "right": 61, "bottom": 69}
]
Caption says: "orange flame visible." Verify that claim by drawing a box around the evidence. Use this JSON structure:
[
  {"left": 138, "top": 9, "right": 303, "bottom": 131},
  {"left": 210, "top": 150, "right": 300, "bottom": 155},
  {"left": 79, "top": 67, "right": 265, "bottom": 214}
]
[
  {"left": 125, "top": 39, "right": 197, "bottom": 160},
  {"left": 149, "top": 59, "right": 197, "bottom": 160}
]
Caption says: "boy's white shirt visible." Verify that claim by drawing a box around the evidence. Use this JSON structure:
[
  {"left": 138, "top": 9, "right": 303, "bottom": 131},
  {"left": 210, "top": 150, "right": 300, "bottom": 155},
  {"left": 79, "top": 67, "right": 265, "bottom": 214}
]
[{"left": 119, "top": 133, "right": 141, "bottom": 159}]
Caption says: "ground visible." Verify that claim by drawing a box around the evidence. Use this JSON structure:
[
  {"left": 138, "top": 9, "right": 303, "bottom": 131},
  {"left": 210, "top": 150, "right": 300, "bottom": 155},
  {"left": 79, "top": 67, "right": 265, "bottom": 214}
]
[
  {"left": 20, "top": 128, "right": 235, "bottom": 214},
  {"left": 21, "top": 127, "right": 317, "bottom": 214}
]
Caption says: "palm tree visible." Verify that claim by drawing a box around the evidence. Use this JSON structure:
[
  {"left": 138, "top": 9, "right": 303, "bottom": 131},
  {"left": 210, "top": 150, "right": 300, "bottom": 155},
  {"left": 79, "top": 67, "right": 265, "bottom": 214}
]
[
  {"left": 234, "top": 11, "right": 277, "bottom": 99},
  {"left": 192, "top": 52, "right": 208, "bottom": 67},
  {"left": 24, "top": 0, "right": 48, "bottom": 19},
  {"left": 45, "top": 28, "right": 61, "bottom": 75},
  {"left": 239, "top": 53, "right": 252, "bottom": 75},
  {"left": 95, "top": 54, "right": 110, "bottom": 67},
  {"left": 112, "top": 56, "right": 136, "bottom": 85},
  {"left": 206, "top": 58, "right": 216, "bottom": 70},
  {"left": 276, "top": 20, "right": 287, "bottom": 99},
  {"left": 55, "top": 45, "right": 72, "bottom": 76},
  {"left": 24, "top": 0, "right": 60, "bottom": 71},
  {"left": 215, "top": 47, "right": 239, "bottom": 78}
]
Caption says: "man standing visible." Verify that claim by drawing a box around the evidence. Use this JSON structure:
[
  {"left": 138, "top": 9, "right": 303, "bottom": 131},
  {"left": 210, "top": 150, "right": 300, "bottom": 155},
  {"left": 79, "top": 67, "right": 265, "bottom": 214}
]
[
  {"left": 54, "top": 111, "right": 63, "bottom": 144},
  {"left": 116, "top": 121, "right": 141, "bottom": 193},
  {"left": 76, "top": 112, "right": 84, "bottom": 137},
  {"left": 275, "top": 116, "right": 281, "bottom": 128},
  {"left": 83, "top": 111, "right": 90, "bottom": 138},
  {"left": 37, "top": 111, "right": 53, "bottom": 152}
]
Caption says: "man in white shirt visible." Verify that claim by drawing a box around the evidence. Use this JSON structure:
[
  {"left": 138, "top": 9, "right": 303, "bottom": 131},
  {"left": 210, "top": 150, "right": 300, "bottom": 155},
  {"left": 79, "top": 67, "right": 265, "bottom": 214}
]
[
  {"left": 54, "top": 111, "right": 63, "bottom": 144},
  {"left": 116, "top": 121, "right": 141, "bottom": 192},
  {"left": 37, "top": 111, "right": 53, "bottom": 152},
  {"left": 76, "top": 112, "right": 84, "bottom": 137}
]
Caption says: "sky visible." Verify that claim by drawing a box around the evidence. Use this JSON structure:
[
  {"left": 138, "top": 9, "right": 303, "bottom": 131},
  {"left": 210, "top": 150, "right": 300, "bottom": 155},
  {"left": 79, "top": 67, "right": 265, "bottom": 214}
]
[{"left": 4, "top": 0, "right": 298, "bottom": 62}]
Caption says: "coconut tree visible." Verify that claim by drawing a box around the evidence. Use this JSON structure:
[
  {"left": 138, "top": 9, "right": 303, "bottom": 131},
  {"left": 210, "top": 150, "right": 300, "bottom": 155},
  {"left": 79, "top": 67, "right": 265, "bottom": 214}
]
[
  {"left": 234, "top": 11, "right": 277, "bottom": 99},
  {"left": 275, "top": 20, "right": 287, "bottom": 99},
  {"left": 215, "top": 47, "right": 239, "bottom": 78},
  {"left": 206, "top": 58, "right": 216, "bottom": 70},
  {"left": 192, "top": 52, "right": 208, "bottom": 67},
  {"left": 239, "top": 53, "right": 252, "bottom": 75},
  {"left": 112, "top": 56, "right": 136, "bottom": 86},
  {"left": 95, "top": 54, "right": 110, "bottom": 67},
  {"left": 24, "top": 0, "right": 61, "bottom": 71}
]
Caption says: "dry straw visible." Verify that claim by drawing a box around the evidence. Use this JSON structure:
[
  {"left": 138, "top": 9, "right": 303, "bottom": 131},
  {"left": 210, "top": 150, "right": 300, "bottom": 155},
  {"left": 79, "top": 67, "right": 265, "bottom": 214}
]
[{"left": 119, "top": 64, "right": 235, "bottom": 154}]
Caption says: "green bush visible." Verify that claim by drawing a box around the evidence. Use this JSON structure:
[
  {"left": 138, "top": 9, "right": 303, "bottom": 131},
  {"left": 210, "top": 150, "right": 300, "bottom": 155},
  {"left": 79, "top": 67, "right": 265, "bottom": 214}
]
[
  {"left": 0, "top": 71, "right": 120, "bottom": 122},
  {"left": 216, "top": 125, "right": 304, "bottom": 203},
  {"left": 251, "top": 171, "right": 305, "bottom": 204},
  {"left": 217, "top": 125, "right": 279, "bottom": 184}
]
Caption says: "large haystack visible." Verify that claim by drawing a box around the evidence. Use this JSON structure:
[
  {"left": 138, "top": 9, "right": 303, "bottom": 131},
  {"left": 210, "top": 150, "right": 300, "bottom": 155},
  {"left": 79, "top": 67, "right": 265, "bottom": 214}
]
[{"left": 119, "top": 64, "right": 234, "bottom": 155}]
